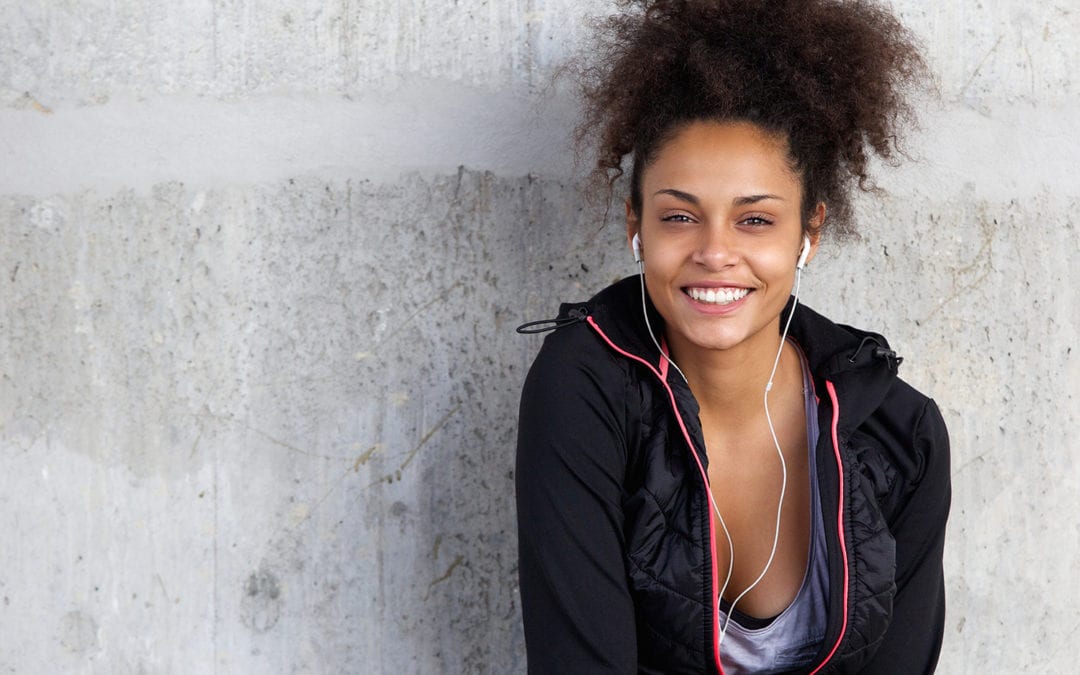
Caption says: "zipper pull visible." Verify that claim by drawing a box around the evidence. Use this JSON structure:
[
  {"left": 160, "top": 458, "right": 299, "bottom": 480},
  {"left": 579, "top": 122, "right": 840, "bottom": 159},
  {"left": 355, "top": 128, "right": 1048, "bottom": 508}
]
[
  {"left": 848, "top": 336, "right": 903, "bottom": 371},
  {"left": 515, "top": 306, "right": 589, "bottom": 334}
]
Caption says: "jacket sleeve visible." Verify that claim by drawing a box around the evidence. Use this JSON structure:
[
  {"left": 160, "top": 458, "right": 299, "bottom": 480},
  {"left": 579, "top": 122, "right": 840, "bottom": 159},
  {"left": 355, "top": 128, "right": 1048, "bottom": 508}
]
[
  {"left": 862, "top": 398, "right": 951, "bottom": 674},
  {"left": 515, "top": 330, "right": 637, "bottom": 674}
]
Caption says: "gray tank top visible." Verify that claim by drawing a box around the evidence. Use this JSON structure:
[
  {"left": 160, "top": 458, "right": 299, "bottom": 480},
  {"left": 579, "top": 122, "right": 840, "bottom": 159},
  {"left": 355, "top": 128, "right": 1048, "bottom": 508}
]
[{"left": 717, "top": 348, "right": 829, "bottom": 674}]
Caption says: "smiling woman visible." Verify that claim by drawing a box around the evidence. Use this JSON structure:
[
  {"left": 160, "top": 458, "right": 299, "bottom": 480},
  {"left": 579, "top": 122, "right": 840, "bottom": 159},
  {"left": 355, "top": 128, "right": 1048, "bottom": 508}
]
[
  {"left": 632, "top": 121, "right": 814, "bottom": 359},
  {"left": 515, "top": 1, "right": 951, "bottom": 673}
]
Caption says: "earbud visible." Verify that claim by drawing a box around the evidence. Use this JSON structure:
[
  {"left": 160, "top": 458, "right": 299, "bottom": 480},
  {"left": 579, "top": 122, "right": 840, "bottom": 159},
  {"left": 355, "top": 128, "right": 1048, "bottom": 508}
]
[
  {"left": 796, "top": 234, "right": 811, "bottom": 270},
  {"left": 632, "top": 233, "right": 642, "bottom": 263}
]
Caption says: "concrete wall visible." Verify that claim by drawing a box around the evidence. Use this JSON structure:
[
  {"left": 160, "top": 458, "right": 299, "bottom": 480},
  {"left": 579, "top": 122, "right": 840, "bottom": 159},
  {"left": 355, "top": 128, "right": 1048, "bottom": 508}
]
[{"left": 0, "top": 1, "right": 1075, "bottom": 672}]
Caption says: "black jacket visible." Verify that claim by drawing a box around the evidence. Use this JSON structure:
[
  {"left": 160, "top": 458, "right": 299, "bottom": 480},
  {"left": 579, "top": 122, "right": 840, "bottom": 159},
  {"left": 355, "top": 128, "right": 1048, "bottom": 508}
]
[{"left": 516, "top": 277, "right": 950, "bottom": 674}]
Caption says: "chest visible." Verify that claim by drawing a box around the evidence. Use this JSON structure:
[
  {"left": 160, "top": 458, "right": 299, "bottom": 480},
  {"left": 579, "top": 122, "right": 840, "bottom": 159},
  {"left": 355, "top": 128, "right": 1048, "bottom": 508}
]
[{"left": 701, "top": 406, "right": 813, "bottom": 618}]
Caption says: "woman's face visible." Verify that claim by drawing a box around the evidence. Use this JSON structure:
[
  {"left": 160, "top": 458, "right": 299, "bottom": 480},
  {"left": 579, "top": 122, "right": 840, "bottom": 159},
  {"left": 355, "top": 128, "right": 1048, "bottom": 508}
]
[{"left": 627, "top": 120, "right": 819, "bottom": 360}]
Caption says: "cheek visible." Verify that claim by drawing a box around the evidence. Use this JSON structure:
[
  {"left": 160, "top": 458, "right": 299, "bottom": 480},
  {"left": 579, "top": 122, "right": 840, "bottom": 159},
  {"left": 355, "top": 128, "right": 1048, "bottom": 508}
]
[
  {"left": 763, "top": 248, "right": 796, "bottom": 271},
  {"left": 755, "top": 237, "right": 802, "bottom": 272},
  {"left": 640, "top": 238, "right": 680, "bottom": 273}
]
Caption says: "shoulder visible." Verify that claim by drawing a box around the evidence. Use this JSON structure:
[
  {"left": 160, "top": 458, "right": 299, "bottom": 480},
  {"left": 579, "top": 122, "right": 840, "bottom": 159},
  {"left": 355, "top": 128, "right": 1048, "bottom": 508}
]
[
  {"left": 839, "top": 339, "right": 950, "bottom": 516},
  {"left": 516, "top": 301, "right": 644, "bottom": 494},
  {"left": 876, "top": 383, "right": 950, "bottom": 488},
  {"left": 792, "top": 303, "right": 949, "bottom": 491},
  {"left": 520, "top": 277, "right": 648, "bottom": 406},
  {"left": 523, "top": 313, "right": 629, "bottom": 398}
]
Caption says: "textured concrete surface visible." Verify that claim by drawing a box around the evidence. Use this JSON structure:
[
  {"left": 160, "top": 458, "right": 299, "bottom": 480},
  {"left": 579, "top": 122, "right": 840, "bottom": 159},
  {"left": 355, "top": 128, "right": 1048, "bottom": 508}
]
[{"left": 0, "top": 1, "right": 1077, "bottom": 672}]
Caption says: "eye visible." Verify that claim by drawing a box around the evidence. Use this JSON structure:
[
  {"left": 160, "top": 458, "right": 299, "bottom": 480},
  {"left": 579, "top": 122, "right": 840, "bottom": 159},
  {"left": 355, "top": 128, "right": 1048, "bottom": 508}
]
[
  {"left": 660, "top": 213, "right": 695, "bottom": 224},
  {"left": 739, "top": 215, "right": 774, "bottom": 227}
]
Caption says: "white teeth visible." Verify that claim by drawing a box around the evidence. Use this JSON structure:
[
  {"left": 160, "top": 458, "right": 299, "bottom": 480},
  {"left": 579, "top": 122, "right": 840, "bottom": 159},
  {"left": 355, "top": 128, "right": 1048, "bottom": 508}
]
[{"left": 687, "top": 287, "right": 750, "bottom": 305}]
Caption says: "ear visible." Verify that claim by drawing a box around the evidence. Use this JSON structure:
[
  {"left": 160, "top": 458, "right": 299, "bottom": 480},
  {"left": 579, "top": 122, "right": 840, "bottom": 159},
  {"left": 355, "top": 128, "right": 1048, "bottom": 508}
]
[
  {"left": 803, "top": 202, "right": 826, "bottom": 266},
  {"left": 625, "top": 198, "right": 640, "bottom": 255}
]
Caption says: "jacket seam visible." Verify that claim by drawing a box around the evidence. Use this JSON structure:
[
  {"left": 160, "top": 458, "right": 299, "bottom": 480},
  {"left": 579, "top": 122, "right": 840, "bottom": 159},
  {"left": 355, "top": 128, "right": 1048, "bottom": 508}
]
[
  {"left": 625, "top": 552, "right": 709, "bottom": 609},
  {"left": 634, "top": 486, "right": 700, "bottom": 550}
]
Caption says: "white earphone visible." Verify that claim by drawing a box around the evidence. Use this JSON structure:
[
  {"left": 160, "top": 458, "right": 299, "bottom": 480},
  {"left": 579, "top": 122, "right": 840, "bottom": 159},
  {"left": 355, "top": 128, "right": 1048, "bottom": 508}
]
[
  {"left": 797, "top": 234, "right": 811, "bottom": 269},
  {"left": 632, "top": 232, "right": 643, "bottom": 263}
]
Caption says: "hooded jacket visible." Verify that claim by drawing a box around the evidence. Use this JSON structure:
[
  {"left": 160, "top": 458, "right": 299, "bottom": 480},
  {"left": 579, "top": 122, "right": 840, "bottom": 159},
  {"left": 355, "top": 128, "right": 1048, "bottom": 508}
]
[{"left": 516, "top": 276, "right": 950, "bottom": 674}]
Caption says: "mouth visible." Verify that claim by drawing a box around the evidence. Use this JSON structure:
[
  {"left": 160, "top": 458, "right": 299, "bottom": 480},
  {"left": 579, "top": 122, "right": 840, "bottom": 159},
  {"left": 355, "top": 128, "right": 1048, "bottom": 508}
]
[{"left": 684, "top": 286, "right": 752, "bottom": 306}]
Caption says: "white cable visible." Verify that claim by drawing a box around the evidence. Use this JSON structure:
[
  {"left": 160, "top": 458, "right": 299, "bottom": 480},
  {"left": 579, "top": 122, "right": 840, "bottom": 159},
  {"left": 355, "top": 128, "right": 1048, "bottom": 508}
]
[
  {"left": 636, "top": 261, "right": 806, "bottom": 655},
  {"left": 638, "top": 266, "right": 689, "bottom": 385},
  {"left": 717, "top": 265, "right": 803, "bottom": 649},
  {"left": 637, "top": 266, "right": 736, "bottom": 633}
]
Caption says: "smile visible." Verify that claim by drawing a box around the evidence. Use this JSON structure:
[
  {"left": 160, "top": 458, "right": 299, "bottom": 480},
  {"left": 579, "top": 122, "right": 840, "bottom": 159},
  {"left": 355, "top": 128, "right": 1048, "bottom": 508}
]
[{"left": 685, "top": 287, "right": 751, "bottom": 306}]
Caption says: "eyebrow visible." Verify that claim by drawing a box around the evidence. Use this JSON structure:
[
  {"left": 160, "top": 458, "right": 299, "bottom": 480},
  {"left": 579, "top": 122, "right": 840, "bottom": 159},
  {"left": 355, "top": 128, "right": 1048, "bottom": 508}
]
[
  {"left": 654, "top": 189, "right": 785, "bottom": 206},
  {"left": 654, "top": 188, "right": 701, "bottom": 205},
  {"left": 733, "top": 193, "right": 785, "bottom": 206}
]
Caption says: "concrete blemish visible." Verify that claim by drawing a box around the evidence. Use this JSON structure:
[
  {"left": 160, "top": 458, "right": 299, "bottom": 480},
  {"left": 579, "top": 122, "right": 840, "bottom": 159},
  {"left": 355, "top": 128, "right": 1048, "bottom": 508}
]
[
  {"left": 918, "top": 207, "right": 996, "bottom": 325},
  {"left": 369, "top": 279, "right": 466, "bottom": 355},
  {"left": 289, "top": 502, "right": 311, "bottom": 526},
  {"left": 241, "top": 567, "right": 282, "bottom": 633},
  {"left": 156, "top": 574, "right": 173, "bottom": 604},
  {"left": 961, "top": 34, "right": 1005, "bottom": 98},
  {"left": 9, "top": 92, "right": 54, "bottom": 114},
  {"left": 353, "top": 444, "right": 381, "bottom": 471},
  {"left": 28, "top": 199, "right": 64, "bottom": 230},
  {"left": 424, "top": 555, "right": 465, "bottom": 600},
  {"left": 394, "top": 403, "right": 462, "bottom": 477},
  {"left": 57, "top": 610, "right": 99, "bottom": 654}
]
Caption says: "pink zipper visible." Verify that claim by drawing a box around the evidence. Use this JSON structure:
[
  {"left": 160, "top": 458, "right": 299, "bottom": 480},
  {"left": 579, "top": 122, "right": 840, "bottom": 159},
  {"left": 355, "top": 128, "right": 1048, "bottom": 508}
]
[
  {"left": 808, "top": 380, "right": 850, "bottom": 673},
  {"left": 585, "top": 317, "right": 850, "bottom": 673},
  {"left": 586, "top": 317, "right": 725, "bottom": 673}
]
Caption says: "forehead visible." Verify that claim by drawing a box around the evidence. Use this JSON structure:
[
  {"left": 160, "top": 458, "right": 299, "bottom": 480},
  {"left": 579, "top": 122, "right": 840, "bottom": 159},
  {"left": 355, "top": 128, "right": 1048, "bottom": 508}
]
[{"left": 643, "top": 120, "right": 801, "bottom": 196}]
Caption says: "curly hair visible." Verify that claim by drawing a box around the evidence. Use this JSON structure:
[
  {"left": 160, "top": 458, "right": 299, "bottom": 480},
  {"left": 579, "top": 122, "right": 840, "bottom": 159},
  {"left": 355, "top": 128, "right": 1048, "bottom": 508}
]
[{"left": 575, "top": 0, "right": 928, "bottom": 237}]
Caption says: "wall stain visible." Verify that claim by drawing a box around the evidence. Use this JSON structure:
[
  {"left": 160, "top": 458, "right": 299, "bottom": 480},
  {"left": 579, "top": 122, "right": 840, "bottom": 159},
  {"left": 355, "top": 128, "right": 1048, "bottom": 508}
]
[
  {"left": 195, "top": 409, "right": 359, "bottom": 462},
  {"left": 370, "top": 279, "right": 465, "bottom": 355},
  {"left": 918, "top": 214, "right": 995, "bottom": 325},
  {"left": 262, "top": 441, "right": 385, "bottom": 548},
  {"left": 58, "top": 610, "right": 99, "bottom": 653},
  {"left": 15, "top": 92, "right": 53, "bottom": 114},
  {"left": 353, "top": 444, "right": 381, "bottom": 471},
  {"left": 156, "top": 573, "right": 174, "bottom": 604},
  {"left": 241, "top": 567, "right": 282, "bottom": 633},
  {"left": 961, "top": 34, "right": 1005, "bottom": 97},
  {"left": 370, "top": 402, "right": 462, "bottom": 485},
  {"left": 424, "top": 555, "right": 464, "bottom": 600}
]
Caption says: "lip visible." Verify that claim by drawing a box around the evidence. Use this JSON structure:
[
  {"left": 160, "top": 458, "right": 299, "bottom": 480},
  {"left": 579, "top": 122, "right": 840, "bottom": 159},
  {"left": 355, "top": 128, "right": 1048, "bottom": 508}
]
[
  {"left": 681, "top": 281, "right": 751, "bottom": 290},
  {"left": 680, "top": 285, "right": 754, "bottom": 314}
]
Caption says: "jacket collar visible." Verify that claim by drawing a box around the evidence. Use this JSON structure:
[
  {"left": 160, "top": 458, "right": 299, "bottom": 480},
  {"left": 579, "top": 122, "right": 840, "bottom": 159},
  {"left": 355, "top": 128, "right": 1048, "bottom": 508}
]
[{"left": 562, "top": 275, "right": 903, "bottom": 428}]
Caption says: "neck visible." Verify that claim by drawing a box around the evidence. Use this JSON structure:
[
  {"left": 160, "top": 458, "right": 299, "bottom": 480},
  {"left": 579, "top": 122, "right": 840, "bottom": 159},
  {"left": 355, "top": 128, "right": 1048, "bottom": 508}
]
[{"left": 667, "top": 322, "right": 795, "bottom": 425}]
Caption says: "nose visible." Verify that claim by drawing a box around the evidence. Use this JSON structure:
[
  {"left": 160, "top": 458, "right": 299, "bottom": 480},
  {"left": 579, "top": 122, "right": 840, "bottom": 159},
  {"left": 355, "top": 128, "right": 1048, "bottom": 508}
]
[{"left": 692, "top": 224, "right": 739, "bottom": 270}]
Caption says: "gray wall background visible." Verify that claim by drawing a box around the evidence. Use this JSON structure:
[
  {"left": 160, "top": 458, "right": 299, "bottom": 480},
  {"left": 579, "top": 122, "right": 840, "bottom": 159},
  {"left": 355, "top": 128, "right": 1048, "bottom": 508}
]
[{"left": 1, "top": 1, "right": 1076, "bottom": 672}]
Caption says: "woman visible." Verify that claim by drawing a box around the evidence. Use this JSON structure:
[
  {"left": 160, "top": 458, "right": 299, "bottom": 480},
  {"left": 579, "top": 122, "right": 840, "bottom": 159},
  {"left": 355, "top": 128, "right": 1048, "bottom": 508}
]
[{"left": 515, "top": 1, "right": 951, "bottom": 673}]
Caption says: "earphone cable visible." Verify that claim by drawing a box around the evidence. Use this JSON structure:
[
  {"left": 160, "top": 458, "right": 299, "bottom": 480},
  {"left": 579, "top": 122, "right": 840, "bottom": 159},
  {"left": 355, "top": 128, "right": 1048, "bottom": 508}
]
[
  {"left": 638, "top": 266, "right": 737, "bottom": 632},
  {"left": 636, "top": 259, "right": 805, "bottom": 656},
  {"left": 717, "top": 265, "right": 802, "bottom": 648}
]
